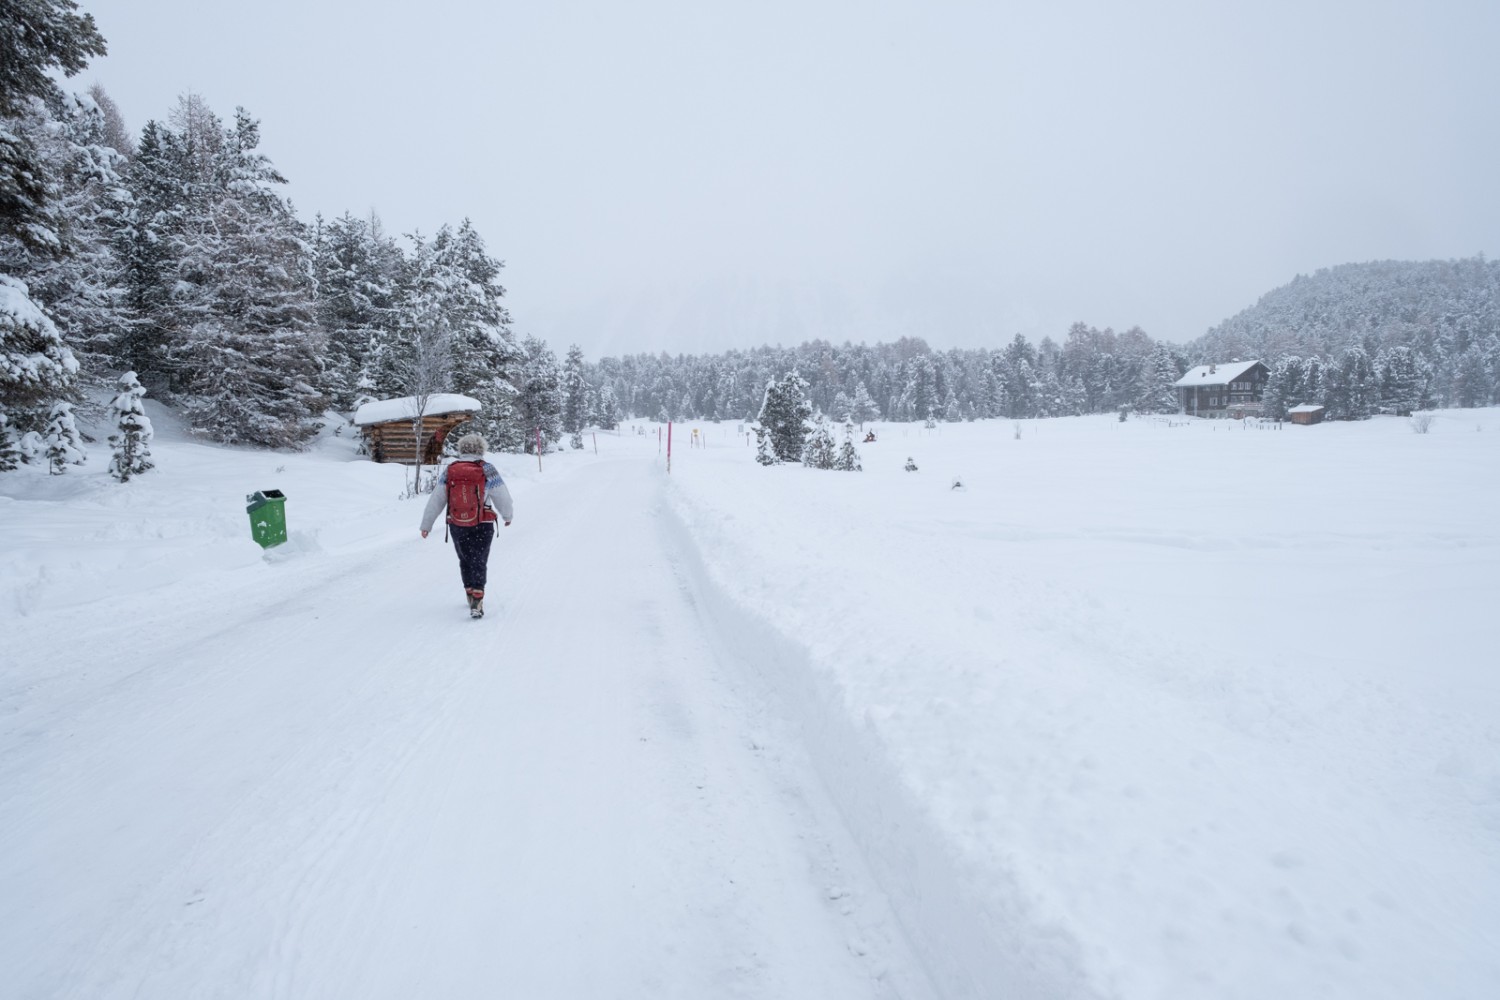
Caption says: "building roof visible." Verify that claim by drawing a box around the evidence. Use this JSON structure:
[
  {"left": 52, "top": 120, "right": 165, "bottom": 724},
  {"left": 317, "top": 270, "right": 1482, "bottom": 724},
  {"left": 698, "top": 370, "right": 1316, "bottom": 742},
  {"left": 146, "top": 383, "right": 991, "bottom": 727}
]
[
  {"left": 353, "top": 393, "right": 482, "bottom": 426},
  {"left": 1174, "top": 360, "right": 1264, "bottom": 388},
  {"left": 1288, "top": 404, "right": 1326, "bottom": 413}
]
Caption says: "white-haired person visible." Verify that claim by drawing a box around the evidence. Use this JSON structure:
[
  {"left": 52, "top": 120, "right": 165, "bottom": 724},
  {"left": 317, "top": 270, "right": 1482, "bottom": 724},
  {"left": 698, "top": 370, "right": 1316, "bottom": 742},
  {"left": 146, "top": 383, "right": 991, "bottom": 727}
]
[{"left": 420, "top": 433, "right": 513, "bottom": 618}]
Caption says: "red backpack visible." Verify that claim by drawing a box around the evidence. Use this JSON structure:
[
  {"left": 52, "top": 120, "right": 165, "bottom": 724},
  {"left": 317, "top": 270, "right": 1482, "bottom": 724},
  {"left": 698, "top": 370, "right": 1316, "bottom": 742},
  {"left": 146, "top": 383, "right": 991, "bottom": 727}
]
[{"left": 445, "top": 460, "right": 488, "bottom": 527}]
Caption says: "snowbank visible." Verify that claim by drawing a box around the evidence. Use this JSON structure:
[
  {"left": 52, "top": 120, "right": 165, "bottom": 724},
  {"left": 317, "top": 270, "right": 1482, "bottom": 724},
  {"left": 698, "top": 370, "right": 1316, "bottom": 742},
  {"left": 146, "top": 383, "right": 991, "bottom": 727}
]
[{"left": 664, "top": 412, "right": 1500, "bottom": 1000}]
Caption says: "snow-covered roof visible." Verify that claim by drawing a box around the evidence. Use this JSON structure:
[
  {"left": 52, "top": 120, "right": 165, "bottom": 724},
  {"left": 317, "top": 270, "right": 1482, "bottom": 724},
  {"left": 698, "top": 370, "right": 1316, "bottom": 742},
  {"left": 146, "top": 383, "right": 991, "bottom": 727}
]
[
  {"left": 1288, "top": 404, "right": 1326, "bottom": 413},
  {"left": 353, "top": 393, "right": 482, "bottom": 426},
  {"left": 1174, "top": 360, "right": 1263, "bottom": 387}
]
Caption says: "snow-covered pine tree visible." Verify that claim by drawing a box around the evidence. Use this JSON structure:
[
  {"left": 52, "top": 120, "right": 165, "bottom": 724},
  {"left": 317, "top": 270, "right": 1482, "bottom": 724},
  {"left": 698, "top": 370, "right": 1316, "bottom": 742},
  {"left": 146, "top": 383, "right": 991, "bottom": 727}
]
[
  {"left": 312, "top": 211, "right": 402, "bottom": 409},
  {"left": 1138, "top": 343, "right": 1183, "bottom": 413},
  {"left": 834, "top": 428, "right": 862, "bottom": 471},
  {"left": 513, "top": 335, "right": 563, "bottom": 453},
  {"left": 803, "top": 414, "right": 836, "bottom": 469},
  {"left": 43, "top": 399, "right": 84, "bottom": 473},
  {"left": 1449, "top": 345, "right": 1491, "bottom": 408},
  {"left": 0, "top": 2, "right": 103, "bottom": 432},
  {"left": 754, "top": 426, "right": 776, "bottom": 465},
  {"left": 1, "top": 274, "right": 80, "bottom": 428},
  {"left": 594, "top": 384, "right": 621, "bottom": 430},
  {"left": 0, "top": 92, "right": 132, "bottom": 372},
  {"left": 107, "top": 369, "right": 153, "bottom": 481},
  {"left": 850, "top": 381, "right": 878, "bottom": 426},
  {"left": 172, "top": 108, "right": 325, "bottom": 447},
  {"left": 1379, "top": 345, "right": 1429, "bottom": 416},
  {"left": 112, "top": 119, "right": 186, "bottom": 378},
  {"left": 757, "top": 371, "right": 812, "bottom": 462},
  {"left": 0, "top": 0, "right": 107, "bottom": 256},
  {"left": 561, "top": 344, "right": 589, "bottom": 435},
  {"left": 0, "top": 411, "right": 19, "bottom": 471}
]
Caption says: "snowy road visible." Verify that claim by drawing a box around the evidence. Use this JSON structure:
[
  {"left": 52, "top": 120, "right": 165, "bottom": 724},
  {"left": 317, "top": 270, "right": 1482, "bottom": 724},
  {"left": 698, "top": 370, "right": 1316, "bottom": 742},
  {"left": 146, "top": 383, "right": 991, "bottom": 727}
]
[{"left": 2, "top": 455, "right": 934, "bottom": 999}]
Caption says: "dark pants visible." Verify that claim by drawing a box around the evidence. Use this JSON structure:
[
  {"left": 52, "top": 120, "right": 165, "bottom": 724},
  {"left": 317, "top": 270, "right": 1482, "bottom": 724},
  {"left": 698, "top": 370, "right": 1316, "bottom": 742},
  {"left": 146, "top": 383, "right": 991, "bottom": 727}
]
[{"left": 450, "top": 522, "right": 495, "bottom": 592}]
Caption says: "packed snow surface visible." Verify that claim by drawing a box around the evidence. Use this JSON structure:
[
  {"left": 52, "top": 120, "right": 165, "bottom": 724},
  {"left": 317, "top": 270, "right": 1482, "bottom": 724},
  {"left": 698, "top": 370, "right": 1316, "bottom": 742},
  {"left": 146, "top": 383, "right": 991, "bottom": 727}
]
[{"left": 3, "top": 407, "right": 1497, "bottom": 999}]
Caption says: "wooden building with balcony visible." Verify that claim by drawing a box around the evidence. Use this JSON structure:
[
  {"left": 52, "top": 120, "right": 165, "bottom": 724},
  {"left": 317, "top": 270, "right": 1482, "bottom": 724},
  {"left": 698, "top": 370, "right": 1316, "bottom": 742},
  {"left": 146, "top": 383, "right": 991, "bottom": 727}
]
[{"left": 1175, "top": 360, "right": 1270, "bottom": 418}]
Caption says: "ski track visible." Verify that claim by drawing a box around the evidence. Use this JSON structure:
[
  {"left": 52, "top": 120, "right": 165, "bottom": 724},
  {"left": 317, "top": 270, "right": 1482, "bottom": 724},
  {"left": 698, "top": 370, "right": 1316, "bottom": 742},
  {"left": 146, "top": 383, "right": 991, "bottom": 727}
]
[{"left": 2, "top": 455, "right": 937, "bottom": 999}]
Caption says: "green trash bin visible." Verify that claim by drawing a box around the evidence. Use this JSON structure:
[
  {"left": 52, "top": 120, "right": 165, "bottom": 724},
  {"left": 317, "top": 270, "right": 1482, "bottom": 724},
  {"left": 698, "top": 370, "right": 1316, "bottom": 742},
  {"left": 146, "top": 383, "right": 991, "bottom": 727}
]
[{"left": 246, "top": 489, "right": 288, "bottom": 548}]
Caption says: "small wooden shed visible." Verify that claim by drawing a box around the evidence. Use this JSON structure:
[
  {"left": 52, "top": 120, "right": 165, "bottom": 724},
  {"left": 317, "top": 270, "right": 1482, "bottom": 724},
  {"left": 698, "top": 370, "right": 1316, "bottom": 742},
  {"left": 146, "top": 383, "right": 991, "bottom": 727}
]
[
  {"left": 353, "top": 393, "right": 481, "bottom": 465},
  {"left": 1288, "top": 403, "right": 1326, "bottom": 425}
]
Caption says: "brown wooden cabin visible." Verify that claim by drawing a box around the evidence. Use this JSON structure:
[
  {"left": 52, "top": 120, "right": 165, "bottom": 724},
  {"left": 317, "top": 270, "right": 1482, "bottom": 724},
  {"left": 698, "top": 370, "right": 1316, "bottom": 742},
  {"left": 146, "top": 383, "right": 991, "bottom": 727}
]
[
  {"left": 353, "top": 395, "right": 481, "bottom": 465},
  {"left": 1288, "top": 404, "right": 1326, "bottom": 425},
  {"left": 1175, "top": 360, "right": 1270, "bottom": 418}
]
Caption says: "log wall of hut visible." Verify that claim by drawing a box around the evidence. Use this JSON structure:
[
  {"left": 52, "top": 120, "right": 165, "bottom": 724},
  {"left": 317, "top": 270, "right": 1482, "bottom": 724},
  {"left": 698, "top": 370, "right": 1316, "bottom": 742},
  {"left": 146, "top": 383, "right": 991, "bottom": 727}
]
[{"left": 363, "top": 414, "right": 475, "bottom": 465}]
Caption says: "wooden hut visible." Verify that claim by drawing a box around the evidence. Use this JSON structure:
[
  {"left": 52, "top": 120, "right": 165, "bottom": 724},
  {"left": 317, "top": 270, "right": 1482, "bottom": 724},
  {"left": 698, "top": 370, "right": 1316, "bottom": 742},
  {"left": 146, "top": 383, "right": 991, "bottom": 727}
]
[
  {"left": 1288, "top": 403, "right": 1326, "bottom": 425},
  {"left": 353, "top": 393, "right": 481, "bottom": 465}
]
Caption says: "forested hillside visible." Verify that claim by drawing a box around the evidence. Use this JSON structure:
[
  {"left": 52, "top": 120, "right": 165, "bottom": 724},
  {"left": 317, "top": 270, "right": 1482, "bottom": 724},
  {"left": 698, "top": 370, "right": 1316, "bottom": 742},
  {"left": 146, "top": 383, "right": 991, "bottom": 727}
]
[
  {"left": 1194, "top": 258, "right": 1499, "bottom": 362},
  {"left": 588, "top": 259, "right": 1500, "bottom": 424}
]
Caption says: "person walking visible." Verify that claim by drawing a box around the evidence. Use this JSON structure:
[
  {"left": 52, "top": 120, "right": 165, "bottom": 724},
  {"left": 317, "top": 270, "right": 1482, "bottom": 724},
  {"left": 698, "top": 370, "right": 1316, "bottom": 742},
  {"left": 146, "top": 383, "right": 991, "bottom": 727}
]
[{"left": 420, "top": 433, "right": 513, "bottom": 618}]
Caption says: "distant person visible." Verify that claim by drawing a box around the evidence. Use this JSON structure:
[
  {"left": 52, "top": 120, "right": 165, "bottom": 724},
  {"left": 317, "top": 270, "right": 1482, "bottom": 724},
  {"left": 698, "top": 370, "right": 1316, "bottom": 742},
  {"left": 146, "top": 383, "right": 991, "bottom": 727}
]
[{"left": 420, "top": 433, "right": 514, "bottom": 619}]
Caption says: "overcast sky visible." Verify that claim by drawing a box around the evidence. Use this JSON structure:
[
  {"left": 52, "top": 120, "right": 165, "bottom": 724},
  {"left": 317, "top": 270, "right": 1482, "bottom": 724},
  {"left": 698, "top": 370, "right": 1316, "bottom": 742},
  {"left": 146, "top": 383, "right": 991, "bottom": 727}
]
[{"left": 76, "top": 0, "right": 1498, "bottom": 358}]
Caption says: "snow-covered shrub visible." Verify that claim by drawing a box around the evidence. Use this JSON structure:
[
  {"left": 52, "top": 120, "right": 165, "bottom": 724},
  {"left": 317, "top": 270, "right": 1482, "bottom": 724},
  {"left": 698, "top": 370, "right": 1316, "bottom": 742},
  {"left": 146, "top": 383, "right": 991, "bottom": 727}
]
[
  {"left": 1410, "top": 413, "right": 1435, "bottom": 434},
  {"left": 904, "top": 456, "right": 918, "bottom": 472}
]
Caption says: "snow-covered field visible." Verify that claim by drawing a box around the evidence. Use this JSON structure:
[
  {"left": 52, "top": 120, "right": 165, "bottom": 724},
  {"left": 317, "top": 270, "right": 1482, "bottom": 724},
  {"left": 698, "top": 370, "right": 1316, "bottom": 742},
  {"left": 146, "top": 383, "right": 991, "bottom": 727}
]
[{"left": 3, "top": 406, "right": 1497, "bottom": 999}]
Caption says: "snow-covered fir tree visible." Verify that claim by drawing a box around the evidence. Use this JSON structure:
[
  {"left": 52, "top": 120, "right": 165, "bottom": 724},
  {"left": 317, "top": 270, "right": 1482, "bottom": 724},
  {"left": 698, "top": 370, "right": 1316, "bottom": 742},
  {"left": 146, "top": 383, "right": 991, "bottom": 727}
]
[
  {"left": 43, "top": 400, "right": 85, "bottom": 473},
  {"left": 107, "top": 369, "right": 153, "bottom": 481}
]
